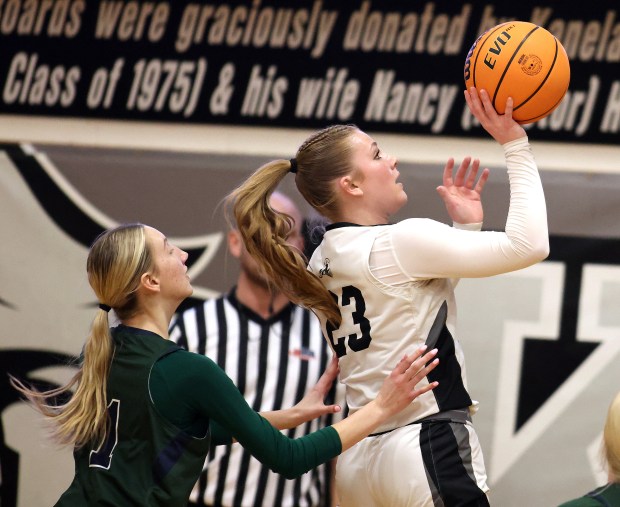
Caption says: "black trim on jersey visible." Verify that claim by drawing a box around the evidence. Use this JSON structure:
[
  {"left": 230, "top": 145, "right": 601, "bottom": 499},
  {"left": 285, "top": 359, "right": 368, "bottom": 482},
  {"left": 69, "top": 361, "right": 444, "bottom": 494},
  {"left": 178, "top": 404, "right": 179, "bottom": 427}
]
[
  {"left": 426, "top": 301, "right": 473, "bottom": 411},
  {"left": 325, "top": 222, "right": 388, "bottom": 232},
  {"left": 368, "top": 409, "right": 470, "bottom": 438},
  {"left": 586, "top": 484, "right": 619, "bottom": 507},
  {"left": 153, "top": 431, "right": 193, "bottom": 483},
  {"left": 151, "top": 345, "right": 200, "bottom": 488},
  {"left": 420, "top": 421, "right": 490, "bottom": 507}
]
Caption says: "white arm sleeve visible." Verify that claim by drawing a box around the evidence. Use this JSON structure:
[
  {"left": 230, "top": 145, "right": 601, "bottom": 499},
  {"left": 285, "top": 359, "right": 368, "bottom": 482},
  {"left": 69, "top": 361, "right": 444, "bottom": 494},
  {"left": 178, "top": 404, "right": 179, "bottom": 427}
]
[{"left": 369, "top": 137, "right": 549, "bottom": 281}]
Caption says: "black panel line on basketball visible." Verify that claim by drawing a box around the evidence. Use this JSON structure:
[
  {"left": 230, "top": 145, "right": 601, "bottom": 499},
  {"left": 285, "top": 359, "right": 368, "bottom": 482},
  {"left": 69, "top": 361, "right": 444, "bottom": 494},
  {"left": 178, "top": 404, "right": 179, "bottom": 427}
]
[
  {"left": 520, "top": 58, "right": 568, "bottom": 123},
  {"left": 522, "top": 92, "right": 566, "bottom": 123},
  {"left": 513, "top": 38, "right": 559, "bottom": 114},
  {"left": 472, "top": 22, "right": 511, "bottom": 89},
  {"left": 492, "top": 26, "right": 540, "bottom": 110}
]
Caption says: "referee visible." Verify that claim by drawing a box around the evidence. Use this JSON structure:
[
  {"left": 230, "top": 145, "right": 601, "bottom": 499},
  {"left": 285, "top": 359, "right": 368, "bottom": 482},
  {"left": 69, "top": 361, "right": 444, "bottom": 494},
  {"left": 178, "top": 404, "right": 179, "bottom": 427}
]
[{"left": 170, "top": 192, "right": 342, "bottom": 507}]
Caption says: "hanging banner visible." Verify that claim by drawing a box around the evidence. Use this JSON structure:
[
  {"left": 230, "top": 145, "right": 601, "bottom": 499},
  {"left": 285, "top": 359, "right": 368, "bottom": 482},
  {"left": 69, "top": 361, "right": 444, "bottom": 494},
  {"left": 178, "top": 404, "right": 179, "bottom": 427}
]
[{"left": 1, "top": 0, "right": 620, "bottom": 143}]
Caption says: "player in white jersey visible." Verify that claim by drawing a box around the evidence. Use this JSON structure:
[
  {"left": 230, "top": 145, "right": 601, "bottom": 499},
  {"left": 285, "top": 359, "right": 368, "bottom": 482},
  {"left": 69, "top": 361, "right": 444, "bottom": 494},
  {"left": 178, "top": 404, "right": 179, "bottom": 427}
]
[{"left": 226, "top": 88, "right": 549, "bottom": 506}]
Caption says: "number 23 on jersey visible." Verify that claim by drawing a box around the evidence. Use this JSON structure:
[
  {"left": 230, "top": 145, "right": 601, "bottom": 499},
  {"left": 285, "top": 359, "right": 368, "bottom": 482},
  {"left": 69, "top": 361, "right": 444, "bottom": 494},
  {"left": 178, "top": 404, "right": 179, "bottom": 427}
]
[{"left": 325, "top": 285, "right": 372, "bottom": 358}]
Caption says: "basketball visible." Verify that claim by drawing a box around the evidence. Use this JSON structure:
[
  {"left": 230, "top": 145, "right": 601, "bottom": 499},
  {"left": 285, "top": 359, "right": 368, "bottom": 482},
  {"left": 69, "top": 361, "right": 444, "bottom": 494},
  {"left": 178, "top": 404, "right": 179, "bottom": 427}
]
[{"left": 464, "top": 21, "right": 570, "bottom": 124}]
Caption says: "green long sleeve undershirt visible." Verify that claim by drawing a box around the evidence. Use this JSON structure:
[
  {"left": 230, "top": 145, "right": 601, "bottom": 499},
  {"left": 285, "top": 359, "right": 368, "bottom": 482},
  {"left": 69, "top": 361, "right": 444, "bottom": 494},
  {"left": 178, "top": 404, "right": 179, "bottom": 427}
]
[{"left": 149, "top": 348, "right": 342, "bottom": 479}]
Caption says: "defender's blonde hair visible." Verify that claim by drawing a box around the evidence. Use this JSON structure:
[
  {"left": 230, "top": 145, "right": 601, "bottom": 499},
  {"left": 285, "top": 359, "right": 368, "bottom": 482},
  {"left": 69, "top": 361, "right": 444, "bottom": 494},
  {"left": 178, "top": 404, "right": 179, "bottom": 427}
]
[
  {"left": 228, "top": 124, "right": 359, "bottom": 326},
  {"left": 604, "top": 391, "right": 620, "bottom": 482},
  {"left": 11, "top": 223, "right": 153, "bottom": 449}
]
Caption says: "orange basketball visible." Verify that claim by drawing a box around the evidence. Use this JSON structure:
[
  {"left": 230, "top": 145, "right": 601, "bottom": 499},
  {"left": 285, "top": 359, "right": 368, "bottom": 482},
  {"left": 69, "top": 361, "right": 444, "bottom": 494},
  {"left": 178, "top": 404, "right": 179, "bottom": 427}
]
[{"left": 464, "top": 21, "right": 570, "bottom": 124}]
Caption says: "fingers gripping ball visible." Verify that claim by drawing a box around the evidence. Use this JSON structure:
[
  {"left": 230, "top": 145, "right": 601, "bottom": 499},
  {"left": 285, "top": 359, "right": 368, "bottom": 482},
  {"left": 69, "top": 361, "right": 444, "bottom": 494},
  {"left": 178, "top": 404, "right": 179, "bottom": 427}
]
[{"left": 464, "top": 21, "right": 570, "bottom": 124}]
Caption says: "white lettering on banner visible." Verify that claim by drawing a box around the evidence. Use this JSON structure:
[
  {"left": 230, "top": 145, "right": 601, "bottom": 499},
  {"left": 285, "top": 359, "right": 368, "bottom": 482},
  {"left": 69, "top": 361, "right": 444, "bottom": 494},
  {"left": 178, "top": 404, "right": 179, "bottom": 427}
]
[
  {"left": 2, "top": 52, "right": 80, "bottom": 107},
  {"left": 547, "top": 10, "right": 620, "bottom": 63},
  {"left": 0, "top": 1, "right": 618, "bottom": 141},
  {"left": 174, "top": 1, "right": 337, "bottom": 58},
  {"left": 571, "top": 75, "right": 599, "bottom": 136},
  {"left": 343, "top": 1, "right": 471, "bottom": 55},
  {"left": 364, "top": 70, "right": 458, "bottom": 132},
  {"left": 94, "top": 1, "right": 169, "bottom": 42},
  {"left": 479, "top": 5, "right": 620, "bottom": 64},
  {"left": 295, "top": 68, "right": 360, "bottom": 120},
  {"left": 86, "top": 59, "right": 125, "bottom": 109},
  {"left": 461, "top": 75, "right": 600, "bottom": 136},
  {"left": 600, "top": 81, "right": 620, "bottom": 133},
  {"left": 126, "top": 58, "right": 206, "bottom": 117},
  {"left": 475, "top": 5, "right": 515, "bottom": 36},
  {"left": 0, "top": 0, "right": 85, "bottom": 37},
  {"left": 241, "top": 65, "right": 288, "bottom": 118},
  {"left": 536, "top": 75, "right": 599, "bottom": 136},
  {"left": 210, "top": 63, "right": 235, "bottom": 115},
  {"left": 529, "top": 7, "right": 553, "bottom": 29}
]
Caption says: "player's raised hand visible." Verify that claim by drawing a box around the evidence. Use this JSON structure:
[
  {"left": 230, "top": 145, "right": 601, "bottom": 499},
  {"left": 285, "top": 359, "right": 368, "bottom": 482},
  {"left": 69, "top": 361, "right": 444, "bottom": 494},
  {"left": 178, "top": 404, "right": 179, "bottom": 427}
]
[
  {"left": 465, "top": 87, "right": 526, "bottom": 144},
  {"left": 436, "top": 156, "right": 489, "bottom": 224}
]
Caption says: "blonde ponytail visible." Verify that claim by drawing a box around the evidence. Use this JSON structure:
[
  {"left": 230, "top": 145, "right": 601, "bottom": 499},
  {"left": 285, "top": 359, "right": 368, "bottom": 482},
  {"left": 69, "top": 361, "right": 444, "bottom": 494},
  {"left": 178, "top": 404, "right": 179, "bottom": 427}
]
[
  {"left": 228, "top": 160, "right": 342, "bottom": 326},
  {"left": 604, "top": 391, "right": 620, "bottom": 482},
  {"left": 10, "top": 310, "right": 114, "bottom": 448},
  {"left": 11, "top": 223, "right": 152, "bottom": 449}
]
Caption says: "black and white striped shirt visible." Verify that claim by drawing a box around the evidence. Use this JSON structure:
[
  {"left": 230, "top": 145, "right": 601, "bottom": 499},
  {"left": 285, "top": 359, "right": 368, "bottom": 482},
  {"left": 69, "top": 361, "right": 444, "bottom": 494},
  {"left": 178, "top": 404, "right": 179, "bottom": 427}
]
[{"left": 169, "top": 288, "right": 341, "bottom": 507}]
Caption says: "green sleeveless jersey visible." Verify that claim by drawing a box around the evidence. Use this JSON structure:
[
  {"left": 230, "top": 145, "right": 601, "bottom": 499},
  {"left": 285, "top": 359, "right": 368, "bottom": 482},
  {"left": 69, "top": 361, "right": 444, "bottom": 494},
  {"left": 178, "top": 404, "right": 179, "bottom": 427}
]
[
  {"left": 558, "top": 483, "right": 620, "bottom": 507},
  {"left": 56, "top": 326, "right": 211, "bottom": 506},
  {"left": 55, "top": 325, "right": 341, "bottom": 506}
]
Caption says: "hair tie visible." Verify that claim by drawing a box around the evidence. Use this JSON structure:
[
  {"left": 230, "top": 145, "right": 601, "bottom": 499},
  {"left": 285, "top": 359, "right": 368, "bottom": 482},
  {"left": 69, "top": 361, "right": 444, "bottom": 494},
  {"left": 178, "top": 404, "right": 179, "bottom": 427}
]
[
  {"left": 289, "top": 158, "right": 298, "bottom": 174},
  {"left": 99, "top": 303, "right": 111, "bottom": 313}
]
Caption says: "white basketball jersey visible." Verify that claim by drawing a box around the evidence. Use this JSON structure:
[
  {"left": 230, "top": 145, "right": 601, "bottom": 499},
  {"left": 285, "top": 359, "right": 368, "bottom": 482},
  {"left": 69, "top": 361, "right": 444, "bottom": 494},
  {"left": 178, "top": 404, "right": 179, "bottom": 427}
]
[{"left": 309, "top": 223, "right": 473, "bottom": 434}]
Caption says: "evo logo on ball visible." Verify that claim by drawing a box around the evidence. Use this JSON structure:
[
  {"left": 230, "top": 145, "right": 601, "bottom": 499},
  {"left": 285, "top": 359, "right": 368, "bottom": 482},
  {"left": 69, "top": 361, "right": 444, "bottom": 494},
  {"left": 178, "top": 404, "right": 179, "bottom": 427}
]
[{"left": 483, "top": 27, "right": 514, "bottom": 70}]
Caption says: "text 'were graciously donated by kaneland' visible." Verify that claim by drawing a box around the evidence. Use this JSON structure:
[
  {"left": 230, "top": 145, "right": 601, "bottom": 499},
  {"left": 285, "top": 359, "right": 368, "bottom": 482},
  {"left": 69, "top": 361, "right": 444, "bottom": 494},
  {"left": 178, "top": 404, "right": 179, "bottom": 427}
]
[{"left": 1, "top": 1, "right": 620, "bottom": 140}]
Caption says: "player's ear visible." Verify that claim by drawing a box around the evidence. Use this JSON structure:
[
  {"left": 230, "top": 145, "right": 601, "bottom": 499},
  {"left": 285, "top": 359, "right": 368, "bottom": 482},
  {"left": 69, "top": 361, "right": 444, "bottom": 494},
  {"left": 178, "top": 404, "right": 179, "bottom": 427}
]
[
  {"left": 228, "top": 229, "right": 243, "bottom": 259},
  {"left": 338, "top": 175, "right": 363, "bottom": 197},
  {"left": 140, "top": 271, "right": 160, "bottom": 294}
]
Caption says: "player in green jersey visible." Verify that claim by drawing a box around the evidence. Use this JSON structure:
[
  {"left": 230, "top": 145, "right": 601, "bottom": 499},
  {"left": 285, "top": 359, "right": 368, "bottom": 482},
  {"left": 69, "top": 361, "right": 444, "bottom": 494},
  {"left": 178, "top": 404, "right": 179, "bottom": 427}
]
[
  {"left": 11, "top": 222, "right": 438, "bottom": 506},
  {"left": 558, "top": 391, "right": 620, "bottom": 507}
]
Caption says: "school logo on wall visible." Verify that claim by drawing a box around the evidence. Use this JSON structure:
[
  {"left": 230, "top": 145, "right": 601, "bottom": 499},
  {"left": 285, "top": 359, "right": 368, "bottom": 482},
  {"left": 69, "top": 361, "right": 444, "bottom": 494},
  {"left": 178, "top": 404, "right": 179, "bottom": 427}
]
[{"left": 490, "top": 237, "right": 620, "bottom": 482}]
